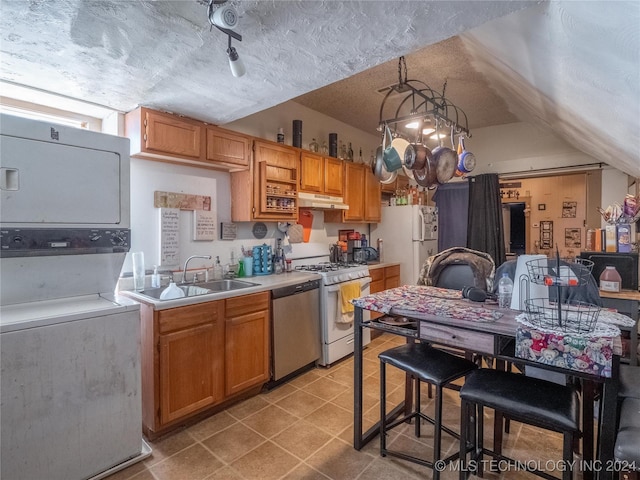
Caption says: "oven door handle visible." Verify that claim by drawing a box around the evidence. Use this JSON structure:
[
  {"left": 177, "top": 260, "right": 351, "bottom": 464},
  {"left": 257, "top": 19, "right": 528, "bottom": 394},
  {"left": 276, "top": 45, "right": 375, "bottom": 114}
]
[{"left": 324, "top": 277, "right": 371, "bottom": 293}]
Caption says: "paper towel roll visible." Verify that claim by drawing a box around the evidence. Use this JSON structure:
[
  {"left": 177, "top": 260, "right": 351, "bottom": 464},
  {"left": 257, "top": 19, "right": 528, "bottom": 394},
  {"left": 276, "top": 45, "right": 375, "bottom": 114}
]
[{"left": 511, "top": 254, "right": 549, "bottom": 310}]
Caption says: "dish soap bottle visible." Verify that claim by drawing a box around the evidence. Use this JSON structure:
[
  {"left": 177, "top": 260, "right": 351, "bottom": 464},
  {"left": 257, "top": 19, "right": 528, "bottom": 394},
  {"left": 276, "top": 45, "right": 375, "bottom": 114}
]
[{"left": 213, "top": 256, "right": 223, "bottom": 280}]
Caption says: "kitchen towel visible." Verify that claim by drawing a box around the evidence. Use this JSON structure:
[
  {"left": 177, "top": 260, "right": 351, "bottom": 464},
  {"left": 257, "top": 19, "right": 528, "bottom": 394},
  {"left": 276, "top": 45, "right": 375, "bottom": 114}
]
[{"left": 337, "top": 281, "right": 361, "bottom": 324}]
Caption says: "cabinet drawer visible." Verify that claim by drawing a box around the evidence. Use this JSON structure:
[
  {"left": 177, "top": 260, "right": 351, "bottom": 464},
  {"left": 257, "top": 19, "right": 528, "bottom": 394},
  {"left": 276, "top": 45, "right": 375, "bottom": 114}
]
[
  {"left": 158, "top": 301, "right": 222, "bottom": 334},
  {"left": 385, "top": 265, "right": 400, "bottom": 278},
  {"left": 419, "top": 324, "right": 494, "bottom": 355},
  {"left": 370, "top": 279, "right": 385, "bottom": 294},
  {"left": 369, "top": 268, "right": 384, "bottom": 282},
  {"left": 225, "top": 291, "right": 270, "bottom": 317}
]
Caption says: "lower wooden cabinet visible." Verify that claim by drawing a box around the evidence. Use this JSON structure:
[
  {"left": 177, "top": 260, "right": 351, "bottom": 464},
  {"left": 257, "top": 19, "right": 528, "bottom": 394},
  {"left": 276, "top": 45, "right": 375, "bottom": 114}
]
[
  {"left": 159, "top": 322, "right": 220, "bottom": 425},
  {"left": 368, "top": 264, "right": 401, "bottom": 322},
  {"left": 139, "top": 291, "right": 270, "bottom": 438},
  {"left": 224, "top": 292, "right": 270, "bottom": 396}
]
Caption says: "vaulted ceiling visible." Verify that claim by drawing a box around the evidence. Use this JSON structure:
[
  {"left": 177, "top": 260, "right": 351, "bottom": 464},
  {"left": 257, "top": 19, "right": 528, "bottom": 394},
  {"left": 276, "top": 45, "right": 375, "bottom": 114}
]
[{"left": 1, "top": 1, "right": 638, "bottom": 176}]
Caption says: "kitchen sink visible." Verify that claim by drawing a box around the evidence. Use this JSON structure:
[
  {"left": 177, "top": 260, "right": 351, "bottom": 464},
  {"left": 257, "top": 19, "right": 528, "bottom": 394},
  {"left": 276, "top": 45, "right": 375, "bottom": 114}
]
[
  {"left": 194, "top": 279, "right": 259, "bottom": 291},
  {"left": 137, "top": 279, "right": 259, "bottom": 301}
]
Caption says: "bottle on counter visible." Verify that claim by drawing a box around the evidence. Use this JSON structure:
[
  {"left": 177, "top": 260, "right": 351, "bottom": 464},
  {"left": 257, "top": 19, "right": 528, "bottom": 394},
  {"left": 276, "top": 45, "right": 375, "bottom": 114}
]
[
  {"left": 377, "top": 238, "right": 384, "bottom": 262},
  {"left": 151, "top": 265, "right": 161, "bottom": 288},
  {"left": 361, "top": 234, "right": 367, "bottom": 248},
  {"left": 498, "top": 273, "right": 514, "bottom": 309},
  {"left": 599, "top": 265, "right": 622, "bottom": 292},
  {"left": 213, "top": 256, "right": 223, "bottom": 280}
]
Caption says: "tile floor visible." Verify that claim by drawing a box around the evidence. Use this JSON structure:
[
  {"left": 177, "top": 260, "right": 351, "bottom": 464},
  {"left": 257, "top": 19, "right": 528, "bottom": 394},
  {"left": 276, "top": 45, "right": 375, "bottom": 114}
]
[{"left": 107, "top": 334, "right": 570, "bottom": 480}]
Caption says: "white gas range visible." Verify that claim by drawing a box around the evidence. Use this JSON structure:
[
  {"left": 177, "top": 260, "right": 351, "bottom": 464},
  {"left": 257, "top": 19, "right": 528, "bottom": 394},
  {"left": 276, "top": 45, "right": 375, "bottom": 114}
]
[{"left": 295, "top": 262, "right": 371, "bottom": 366}]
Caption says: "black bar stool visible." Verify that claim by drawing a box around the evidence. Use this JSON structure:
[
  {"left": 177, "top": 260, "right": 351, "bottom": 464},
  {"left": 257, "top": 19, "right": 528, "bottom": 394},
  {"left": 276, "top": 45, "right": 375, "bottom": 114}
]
[
  {"left": 379, "top": 342, "right": 478, "bottom": 479},
  {"left": 459, "top": 368, "right": 580, "bottom": 480}
]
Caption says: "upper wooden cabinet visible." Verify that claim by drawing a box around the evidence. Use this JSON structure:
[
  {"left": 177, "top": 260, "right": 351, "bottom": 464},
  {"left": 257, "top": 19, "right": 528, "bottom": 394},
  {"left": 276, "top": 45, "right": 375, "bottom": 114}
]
[
  {"left": 205, "top": 126, "right": 250, "bottom": 169},
  {"left": 325, "top": 163, "right": 381, "bottom": 223},
  {"left": 299, "top": 152, "right": 344, "bottom": 196},
  {"left": 231, "top": 140, "right": 299, "bottom": 222},
  {"left": 125, "top": 107, "right": 250, "bottom": 171}
]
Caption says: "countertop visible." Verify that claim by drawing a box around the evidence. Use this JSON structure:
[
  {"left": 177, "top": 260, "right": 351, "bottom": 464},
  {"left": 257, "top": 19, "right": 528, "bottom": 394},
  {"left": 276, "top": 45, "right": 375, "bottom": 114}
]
[
  {"left": 120, "top": 271, "right": 322, "bottom": 310},
  {"left": 366, "top": 262, "right": 401, "bottom": 269}
]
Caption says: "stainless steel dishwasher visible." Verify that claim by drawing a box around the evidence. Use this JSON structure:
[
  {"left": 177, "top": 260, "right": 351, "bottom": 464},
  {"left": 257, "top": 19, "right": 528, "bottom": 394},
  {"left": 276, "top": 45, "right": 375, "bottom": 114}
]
[{"left": 271, "top": 279, "right": 321, "bottom": 381}]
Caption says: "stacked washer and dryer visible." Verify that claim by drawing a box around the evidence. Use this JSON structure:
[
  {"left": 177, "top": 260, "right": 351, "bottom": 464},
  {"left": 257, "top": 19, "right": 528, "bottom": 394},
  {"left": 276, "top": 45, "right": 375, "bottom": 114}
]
[{"left": 0, "top": 114, "right": 149, "bottom": 480}]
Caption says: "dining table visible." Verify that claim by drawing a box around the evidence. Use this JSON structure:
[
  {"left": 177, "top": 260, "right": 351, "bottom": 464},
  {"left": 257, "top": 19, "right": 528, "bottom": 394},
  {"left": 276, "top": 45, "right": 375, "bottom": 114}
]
[{"left": 351, "top": 285, "right": 635, "bottom": 480}]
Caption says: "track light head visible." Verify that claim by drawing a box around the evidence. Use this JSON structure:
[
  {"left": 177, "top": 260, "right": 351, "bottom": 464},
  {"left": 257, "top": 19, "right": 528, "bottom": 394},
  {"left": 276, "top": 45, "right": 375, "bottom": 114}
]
[{"left": 227, "top": 46, "right": 246, "bottom": 77}]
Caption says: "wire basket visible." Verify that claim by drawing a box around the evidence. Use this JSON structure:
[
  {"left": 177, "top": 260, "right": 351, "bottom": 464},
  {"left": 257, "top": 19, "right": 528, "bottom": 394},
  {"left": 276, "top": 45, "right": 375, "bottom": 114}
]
[
  {"left": 525, "top": 258, "right": 594, "bottom": 287},
  {"left": 524, "top": 298, "right": 601, "bottom": 333}
]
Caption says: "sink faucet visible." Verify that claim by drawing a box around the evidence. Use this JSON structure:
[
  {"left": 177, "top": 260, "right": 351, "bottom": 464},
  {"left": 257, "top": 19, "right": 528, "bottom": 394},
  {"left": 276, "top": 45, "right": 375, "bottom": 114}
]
[{"left": 181, "top": 255, "right": 212, "bottom": 284}]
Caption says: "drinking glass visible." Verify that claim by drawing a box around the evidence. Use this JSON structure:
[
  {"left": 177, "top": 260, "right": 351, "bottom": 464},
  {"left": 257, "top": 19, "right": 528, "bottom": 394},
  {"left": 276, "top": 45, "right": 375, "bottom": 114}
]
[{"left": 132, "top": 252, "right": 145, "bottom": 291}]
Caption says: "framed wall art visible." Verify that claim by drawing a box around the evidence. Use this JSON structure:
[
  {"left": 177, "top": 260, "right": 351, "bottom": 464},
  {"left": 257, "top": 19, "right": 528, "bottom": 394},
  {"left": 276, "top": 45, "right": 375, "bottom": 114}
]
[
  {"left": 562, "top": 201, "right": 577, "bottom": 218},
  {"left": 540, "top": 220, "right": 553, "bottom": 249},
  {"left": 565, "top": 228, "right": 581, "bottom": 248}
]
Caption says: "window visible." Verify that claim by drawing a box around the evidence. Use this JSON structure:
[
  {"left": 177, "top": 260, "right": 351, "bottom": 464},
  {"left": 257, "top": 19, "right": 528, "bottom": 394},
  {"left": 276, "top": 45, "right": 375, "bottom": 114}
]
[{"left": 0, "top": 81, "right": 118, "bottom": 133}]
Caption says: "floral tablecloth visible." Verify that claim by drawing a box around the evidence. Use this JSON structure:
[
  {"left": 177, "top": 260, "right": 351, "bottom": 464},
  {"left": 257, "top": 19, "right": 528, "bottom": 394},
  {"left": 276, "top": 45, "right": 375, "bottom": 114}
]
[
  {"left": 351, "top": 285, "right": 503, "bottom": 323},
  {"left": 514, "top": 312, "right": 628, "bottom": 378}
]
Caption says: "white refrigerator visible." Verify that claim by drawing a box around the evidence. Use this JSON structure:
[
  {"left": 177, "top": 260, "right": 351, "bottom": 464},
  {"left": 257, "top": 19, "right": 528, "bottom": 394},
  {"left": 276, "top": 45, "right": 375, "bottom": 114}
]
[{"left": 370, "top": 205, "right": 438, "bottom": 286}]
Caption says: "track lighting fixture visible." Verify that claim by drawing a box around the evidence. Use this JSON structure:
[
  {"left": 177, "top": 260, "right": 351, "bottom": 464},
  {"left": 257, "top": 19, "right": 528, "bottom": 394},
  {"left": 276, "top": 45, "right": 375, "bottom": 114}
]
[
  {"left": 227, "top": 36, "right": 245, "bottom": 78},
  {"left": 205, "top": 0, "right": 246, "bottom": 77}
]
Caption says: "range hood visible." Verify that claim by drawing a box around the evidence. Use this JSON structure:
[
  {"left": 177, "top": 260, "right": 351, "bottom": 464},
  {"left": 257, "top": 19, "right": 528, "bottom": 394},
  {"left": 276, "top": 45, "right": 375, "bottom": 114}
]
[{"left": 298, "top": 192, "right": 349, "bottom": 210}]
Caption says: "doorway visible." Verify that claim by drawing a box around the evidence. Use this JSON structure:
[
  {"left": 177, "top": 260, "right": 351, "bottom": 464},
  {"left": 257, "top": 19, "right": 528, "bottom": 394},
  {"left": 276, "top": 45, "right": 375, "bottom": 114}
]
[{"left": 502, "top": 198, "right": 530, "bottom": 255}]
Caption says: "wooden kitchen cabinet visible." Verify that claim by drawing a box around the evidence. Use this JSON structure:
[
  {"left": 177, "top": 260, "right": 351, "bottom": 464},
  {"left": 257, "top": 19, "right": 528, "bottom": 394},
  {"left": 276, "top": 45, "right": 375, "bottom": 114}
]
[
  {"left": 231, "top": 140, "right": 299, "bottom": 221},
  {"left": 368, "top": 264, "right": 401, "bottom": 322},
  {"left": 299, "top": 152, "right": 344, "bottom": 196},
  {"left": 137, "top": 291, "right": 271, "bottom": 439},
  {"left": 147, "top": 300, "right": 225, "bottom": 433},
  {"left": 205, "top": 126, "right": 250, "bottom": 169},
  {"left": 224, "top": 292, "right": 270, "bottom": 396},
  {"left": 125, "top": 106, "right": 251, "bottom": 171},
  {"left": 325, "top": 163, "right": 381, "bottom": 223},
  {"left": 126, "top": 107, "right": 202, "bottom": 160}
]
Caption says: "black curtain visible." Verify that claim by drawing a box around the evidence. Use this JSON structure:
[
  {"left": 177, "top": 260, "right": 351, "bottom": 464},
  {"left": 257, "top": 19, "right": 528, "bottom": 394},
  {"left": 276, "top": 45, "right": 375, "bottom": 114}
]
[
  {"left": 467, "top": 174, "right": 506, "bottom": 267},
  {"left": 433, "top": 182, "right": 469, "bottom": 252}
]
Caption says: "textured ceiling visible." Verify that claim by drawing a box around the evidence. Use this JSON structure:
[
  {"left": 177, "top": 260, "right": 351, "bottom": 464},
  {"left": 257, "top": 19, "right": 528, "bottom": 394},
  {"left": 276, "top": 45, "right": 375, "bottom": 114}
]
[
  {"left": 1, "top": 0, "right": 638, "bottom": 176},
  {"left": 292, "top": 35, "right": 519, "bottom": 134}
]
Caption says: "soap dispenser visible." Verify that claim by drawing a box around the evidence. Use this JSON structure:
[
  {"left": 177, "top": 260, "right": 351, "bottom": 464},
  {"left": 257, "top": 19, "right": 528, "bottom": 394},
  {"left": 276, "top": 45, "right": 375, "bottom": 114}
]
[
  {"left": 213, "top": 256, "right": 223, "bottom": 280},
  {"left": 151, "top": 265, "right": 161, "bottom": 288}
]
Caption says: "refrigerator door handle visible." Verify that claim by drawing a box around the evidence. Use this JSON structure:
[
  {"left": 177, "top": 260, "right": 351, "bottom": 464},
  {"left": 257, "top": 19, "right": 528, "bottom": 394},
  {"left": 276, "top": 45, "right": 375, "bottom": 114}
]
[{"left": 417, "top": 208, "right": 426, "bottom": 242}]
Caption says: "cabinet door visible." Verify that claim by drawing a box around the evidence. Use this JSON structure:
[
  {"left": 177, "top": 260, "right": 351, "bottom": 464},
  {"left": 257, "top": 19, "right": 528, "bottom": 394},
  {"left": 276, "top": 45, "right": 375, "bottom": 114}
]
[
  {"left": 364, "top": 167, "right": 382, "bottom": 222},
  {"left": 225, "top": 309, "right": 270, "bottom": 396},
  {"left": 299, "top": 152, "right": 324, "bottom": 193},
  {"left": 384, "top": 265, "right": 401, "bottom": 289},
  {"left": 253, "top": 141, "right": 299, "bottom": 221},
  {"left": 324, "top": 157, "right": 344, "bottom": 196},
  {"left": 206, "top": 126, "right": 250, "bottom": 169},
  {"left": 343, "top": 163, "right": 365, "bottom": 222},
  {"left": 159, "top": 323, "right": 219, "bottom": 425},
  {"left": 144, "top": 109, "right": 202, "bottom": 159}
]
